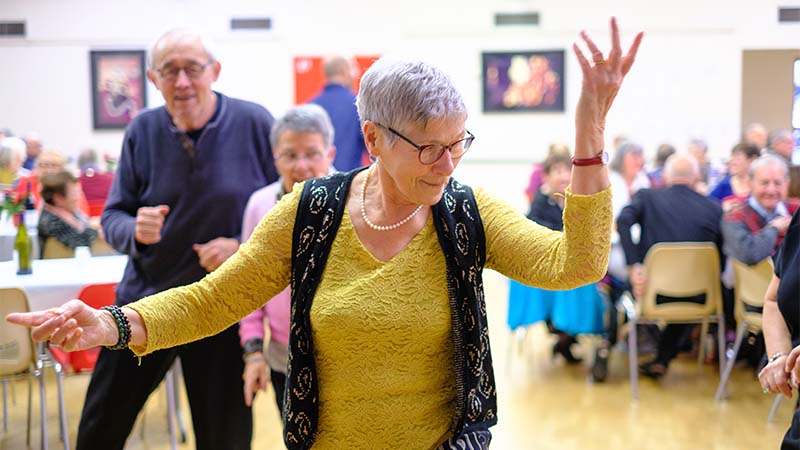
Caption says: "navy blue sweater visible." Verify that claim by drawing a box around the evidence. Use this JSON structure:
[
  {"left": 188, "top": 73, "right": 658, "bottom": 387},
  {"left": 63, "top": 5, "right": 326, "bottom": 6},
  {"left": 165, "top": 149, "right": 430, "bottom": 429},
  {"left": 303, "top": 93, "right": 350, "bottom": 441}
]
[
  {"left": 102, "top": 93, "right": 278, "bottom": 304},
  {"left": 310, "top": 83, "right": 366, "bottom": 172}
]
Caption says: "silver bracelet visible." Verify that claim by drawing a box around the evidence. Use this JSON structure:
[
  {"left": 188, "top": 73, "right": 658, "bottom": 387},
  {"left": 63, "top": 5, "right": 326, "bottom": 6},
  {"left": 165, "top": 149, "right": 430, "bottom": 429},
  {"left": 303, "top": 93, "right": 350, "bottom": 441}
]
[{"left": 769, "top": 353, "right": 786, "bottom": 363}]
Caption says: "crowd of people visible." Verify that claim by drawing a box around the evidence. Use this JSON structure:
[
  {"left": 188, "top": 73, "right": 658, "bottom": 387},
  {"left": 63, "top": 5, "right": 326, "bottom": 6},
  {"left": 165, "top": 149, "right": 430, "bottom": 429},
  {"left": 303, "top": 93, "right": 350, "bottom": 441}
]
[
  {"left": 0, "top": 132, "right": 116, "bottom": 255},
  {"left": 4, "top": 17, "right": 800, "bottom": 450}
]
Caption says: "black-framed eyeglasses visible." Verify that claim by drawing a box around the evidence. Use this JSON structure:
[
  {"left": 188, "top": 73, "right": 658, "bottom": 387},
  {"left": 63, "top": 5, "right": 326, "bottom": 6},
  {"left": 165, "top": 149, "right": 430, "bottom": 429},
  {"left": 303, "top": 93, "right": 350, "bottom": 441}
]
[
  {"left": 377, "top": 123, "right": 475, "bottom": 165},
  {"left": 156, "top": 61, "right": 213, "bottom": 82}
]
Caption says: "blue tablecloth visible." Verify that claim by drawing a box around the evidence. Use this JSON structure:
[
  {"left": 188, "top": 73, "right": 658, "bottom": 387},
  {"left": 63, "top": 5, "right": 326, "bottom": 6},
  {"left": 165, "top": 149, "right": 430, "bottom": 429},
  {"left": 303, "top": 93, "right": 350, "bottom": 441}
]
[{"left": 507, "top": 280, "right": 606, "bottom": 335}]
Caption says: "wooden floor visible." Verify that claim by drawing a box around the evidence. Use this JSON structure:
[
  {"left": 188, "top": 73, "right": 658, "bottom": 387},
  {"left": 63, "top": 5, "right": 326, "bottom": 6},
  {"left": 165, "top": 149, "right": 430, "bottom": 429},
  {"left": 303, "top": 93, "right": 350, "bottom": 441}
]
[{"left": 1, "top": 270, "right": 794, "bottom": 449}]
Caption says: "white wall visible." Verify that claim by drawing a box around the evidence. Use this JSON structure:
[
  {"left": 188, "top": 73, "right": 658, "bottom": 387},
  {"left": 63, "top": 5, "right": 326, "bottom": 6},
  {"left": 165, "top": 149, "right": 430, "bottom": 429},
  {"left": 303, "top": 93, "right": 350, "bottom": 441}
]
[{"left": 0, "top": 0, "right": 797, "bottom": 207}]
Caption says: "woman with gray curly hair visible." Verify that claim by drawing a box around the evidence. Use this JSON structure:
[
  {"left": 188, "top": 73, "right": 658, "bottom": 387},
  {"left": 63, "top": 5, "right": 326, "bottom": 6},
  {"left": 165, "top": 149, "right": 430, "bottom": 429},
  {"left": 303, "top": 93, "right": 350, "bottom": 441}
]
[{"left": 9, "top": 18, "right": 642, "bottom": 449}]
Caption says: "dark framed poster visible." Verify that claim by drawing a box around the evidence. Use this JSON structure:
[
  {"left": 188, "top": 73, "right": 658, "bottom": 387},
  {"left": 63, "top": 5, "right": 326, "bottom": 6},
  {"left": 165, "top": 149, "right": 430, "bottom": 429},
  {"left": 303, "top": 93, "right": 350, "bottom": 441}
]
[
  {"left": 90, "top": 50, "right": 147, "bottom": 129},
  {"left": 482, "top": 50, "right": 564, "bottom": 112}
]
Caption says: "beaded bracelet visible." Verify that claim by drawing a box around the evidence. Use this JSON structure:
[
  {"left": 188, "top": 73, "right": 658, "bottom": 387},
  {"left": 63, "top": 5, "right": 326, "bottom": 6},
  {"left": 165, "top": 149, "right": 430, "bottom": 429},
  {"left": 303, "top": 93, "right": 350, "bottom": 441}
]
[{"left": 100, "top": 305, "right": 132, "bottom": 350}]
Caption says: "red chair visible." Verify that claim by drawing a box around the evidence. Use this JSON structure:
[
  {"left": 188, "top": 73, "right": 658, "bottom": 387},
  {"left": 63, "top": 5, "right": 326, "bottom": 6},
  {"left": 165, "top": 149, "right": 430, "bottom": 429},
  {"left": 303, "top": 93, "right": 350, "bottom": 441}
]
[
  {"left": 86, "top": 200, "right": 106, "bottom": 218},
  {"left": 49, "top": 283, "right": 117, "bottom": 373}
]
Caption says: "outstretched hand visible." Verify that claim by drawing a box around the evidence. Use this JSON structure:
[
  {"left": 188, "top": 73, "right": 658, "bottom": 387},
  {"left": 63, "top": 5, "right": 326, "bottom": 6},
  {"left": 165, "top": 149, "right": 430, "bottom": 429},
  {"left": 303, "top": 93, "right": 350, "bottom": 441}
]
[
  {"left": 5, "top": 300, "right": 117, "bottom": 352},
  {"left": 572, "top": 17, "right": 643, "bottom": 148}
]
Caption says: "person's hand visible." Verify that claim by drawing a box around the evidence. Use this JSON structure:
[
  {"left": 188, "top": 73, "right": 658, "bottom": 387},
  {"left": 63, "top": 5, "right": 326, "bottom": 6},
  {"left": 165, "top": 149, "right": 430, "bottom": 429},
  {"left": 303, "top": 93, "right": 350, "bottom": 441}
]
[
  {"left": 242, "top": 354, "right": 269, "bottom": 407},
  {"left": 5, "top": 300, "right": 118, "bottom": 352},
  {"left": 629, "top": 263, "right": 647, "bottom": 299},
  {"left": 193, "top": 237, "right": 240, "bottom": 272},
  {"left": 573, "top": 18, "right": 643, "bottom": 149},
  {"left": 769, "top": 216, "right": 792, "bottom": 234},
  {"left": 759, "top": 353, "right": 792, "bottom": 398},
  {"left": 135, "top": 205, "right": 170, "bottom": 245},
  {"left": 785, "top": 345, "right": 800, "bottom": 390}
]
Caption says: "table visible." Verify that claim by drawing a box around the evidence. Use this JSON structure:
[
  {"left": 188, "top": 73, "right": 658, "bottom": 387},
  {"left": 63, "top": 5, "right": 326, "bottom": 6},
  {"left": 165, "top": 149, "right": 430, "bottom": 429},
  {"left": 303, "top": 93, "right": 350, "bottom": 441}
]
[{"left": 0, "top": 254, "right": 128, "bottom": 310}]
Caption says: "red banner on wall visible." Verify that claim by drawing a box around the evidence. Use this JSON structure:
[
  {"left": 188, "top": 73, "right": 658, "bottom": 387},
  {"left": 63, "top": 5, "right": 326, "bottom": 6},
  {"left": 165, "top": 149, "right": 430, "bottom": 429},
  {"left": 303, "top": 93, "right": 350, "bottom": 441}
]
[{"left": 293, "top": 55, "right": 380, "bottom": 105}]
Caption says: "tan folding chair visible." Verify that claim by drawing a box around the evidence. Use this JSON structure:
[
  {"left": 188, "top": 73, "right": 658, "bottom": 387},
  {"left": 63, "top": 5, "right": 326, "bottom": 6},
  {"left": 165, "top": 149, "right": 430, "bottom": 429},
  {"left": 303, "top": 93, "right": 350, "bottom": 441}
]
[
  {"left": 41, "top": 239, "right": 74, "bottom": 259},
  {"left": 0, "top": 288, "right": 69, "bottom": 449},
  {"left": 714, "top": 258, "right": 772, "bottom": 401},
  {"left": 620, "top": 242, "right": 726, "bottom": 400},
  {"left": 89, "top": 237, "right": 118, "bottom": 256}
]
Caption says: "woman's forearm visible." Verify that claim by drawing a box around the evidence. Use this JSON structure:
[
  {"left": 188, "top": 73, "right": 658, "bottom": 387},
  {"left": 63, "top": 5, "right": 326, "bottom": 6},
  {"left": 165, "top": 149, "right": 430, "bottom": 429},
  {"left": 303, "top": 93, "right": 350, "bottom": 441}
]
[
  {"left": 122, "top": 307, "right": 147, "bottom": 348},
  {"left": 762, "top": 275, "right": 792, "bottom": 358}
]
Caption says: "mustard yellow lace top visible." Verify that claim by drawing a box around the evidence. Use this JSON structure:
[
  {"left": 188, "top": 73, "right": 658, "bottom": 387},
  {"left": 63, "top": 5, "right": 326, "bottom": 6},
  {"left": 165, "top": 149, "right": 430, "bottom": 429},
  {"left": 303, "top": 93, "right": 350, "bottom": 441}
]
[{"left": 128, "top": 184, "right": 611, "bottom": 449}]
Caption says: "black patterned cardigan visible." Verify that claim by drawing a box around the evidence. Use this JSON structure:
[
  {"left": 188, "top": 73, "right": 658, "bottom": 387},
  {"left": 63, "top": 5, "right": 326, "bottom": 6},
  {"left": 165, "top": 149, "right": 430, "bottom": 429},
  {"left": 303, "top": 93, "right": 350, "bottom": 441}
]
[{"left": 282, "top": 168, "right": 496, "bottom": 450}]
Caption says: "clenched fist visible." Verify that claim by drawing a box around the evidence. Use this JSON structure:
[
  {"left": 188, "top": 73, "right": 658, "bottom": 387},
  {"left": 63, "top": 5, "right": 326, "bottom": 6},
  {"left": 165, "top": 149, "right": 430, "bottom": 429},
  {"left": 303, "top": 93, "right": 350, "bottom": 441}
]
[{"left": 135, "top": 205, "right": 170, "bottom": 245}]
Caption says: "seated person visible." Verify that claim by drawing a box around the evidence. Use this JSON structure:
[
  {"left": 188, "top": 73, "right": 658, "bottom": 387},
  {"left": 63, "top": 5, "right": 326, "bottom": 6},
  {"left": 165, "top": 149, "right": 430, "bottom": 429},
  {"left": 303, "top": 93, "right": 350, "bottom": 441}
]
[
  {"left": 0, "top": 136, "right": 30, "bottom": 189},
  {"left": 38, "top": 170, "right": 99, "bottom": 253},
  {"left": 508, "top": 151, "right": 605, "bottom": 364},
  {"left": 616, "top": 154, "right": 724, "bottom": 379},
  {"left": 17, "top": 150, "right": 90, "bottom": 215},
  {"left": 708, "top": 142, "right": 760, "bottom": 212},
  {"left": 646, "top": 143, "right": 676, "bottom": 189},
  {"left": 722, "top": 154, "right": 799, "bottom": 265}
]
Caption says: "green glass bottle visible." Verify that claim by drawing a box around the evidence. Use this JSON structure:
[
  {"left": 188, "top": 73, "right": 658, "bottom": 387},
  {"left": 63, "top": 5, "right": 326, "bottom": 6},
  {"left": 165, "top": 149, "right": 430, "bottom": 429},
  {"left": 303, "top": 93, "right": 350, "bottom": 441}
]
[{"left": 15, "top": 212, "right": 32, "bottom": 275}]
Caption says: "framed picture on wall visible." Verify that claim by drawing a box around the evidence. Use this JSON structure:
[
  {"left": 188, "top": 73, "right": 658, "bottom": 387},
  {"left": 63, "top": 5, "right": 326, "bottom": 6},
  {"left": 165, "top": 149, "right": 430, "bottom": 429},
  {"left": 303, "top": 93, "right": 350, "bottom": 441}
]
[
  {"left": 90, "top": 50, "right": 147, "bottom": 129},
  {"left": 482, "top": 50, "right": 564, "bottom": 112}
]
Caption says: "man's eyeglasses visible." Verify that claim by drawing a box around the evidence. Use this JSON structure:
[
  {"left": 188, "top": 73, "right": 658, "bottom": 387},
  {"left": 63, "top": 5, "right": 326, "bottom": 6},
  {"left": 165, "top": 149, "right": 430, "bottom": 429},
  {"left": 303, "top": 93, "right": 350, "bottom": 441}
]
[
  {"left": 376, "top": 123, "right": 475, "bottom": 165},
  {"left": 277, "top": 151, "right": 325, "bottom": 163},
  {"left": 156, "top": 62, "right": 213, "bottom": 82}
]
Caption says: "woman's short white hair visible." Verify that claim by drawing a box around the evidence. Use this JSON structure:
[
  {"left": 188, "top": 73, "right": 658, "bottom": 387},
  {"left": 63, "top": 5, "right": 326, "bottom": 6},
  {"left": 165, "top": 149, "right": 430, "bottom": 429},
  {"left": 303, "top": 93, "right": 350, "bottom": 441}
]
[
  {"left": 356, "top": 58, "right": 466, "bottom": 142},
  {"left": 0, "top": 137, "right": 26, "bottom": 169},
  {"left": 270, "top": 104, "right": 335, "bottom": 150}
]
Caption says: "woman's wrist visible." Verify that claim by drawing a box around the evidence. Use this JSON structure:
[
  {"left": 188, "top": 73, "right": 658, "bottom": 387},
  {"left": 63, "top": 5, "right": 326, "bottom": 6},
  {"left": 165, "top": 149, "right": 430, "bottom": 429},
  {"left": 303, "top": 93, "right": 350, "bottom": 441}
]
[
  {"left": 770, "top": 352, "right": 787, "bottom": 364},
  {"left": 98, "top": 309, "right": 120, "bottom": 347},
  {"left": 243, "top": 352, "right": 265, "bottom": 364}
]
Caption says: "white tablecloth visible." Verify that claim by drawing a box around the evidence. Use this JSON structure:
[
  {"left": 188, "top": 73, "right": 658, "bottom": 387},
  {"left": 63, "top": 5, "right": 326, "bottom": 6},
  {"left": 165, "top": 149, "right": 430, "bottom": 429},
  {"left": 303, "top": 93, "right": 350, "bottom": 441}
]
[{"left": 0, "top": 254, "right": 128, "bottom": 310}]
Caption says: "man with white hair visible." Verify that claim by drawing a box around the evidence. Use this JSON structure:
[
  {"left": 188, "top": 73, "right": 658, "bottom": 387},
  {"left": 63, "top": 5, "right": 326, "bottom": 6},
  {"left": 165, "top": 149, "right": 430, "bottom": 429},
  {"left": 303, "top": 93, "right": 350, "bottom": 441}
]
[
  {"left": 766, "top": 128, "right": 794, "bottom": 162},
  {"left": 310, "top": 55, "right": 367, "bottom": 171},
  {"left": 721, "top": 154, "right": 798, "bottom": 265},
  {"left": 611, "top": 153, "right": 724, "bottom": 379},
  {"left": 80, "top": 29, "right": 278, "bottom": 450}
]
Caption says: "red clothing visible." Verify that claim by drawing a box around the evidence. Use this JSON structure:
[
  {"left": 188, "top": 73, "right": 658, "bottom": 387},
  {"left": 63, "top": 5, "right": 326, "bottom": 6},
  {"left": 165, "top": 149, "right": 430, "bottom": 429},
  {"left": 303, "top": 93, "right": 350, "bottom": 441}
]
[{"left": 80, "top": 171, "right": 114, "bottom": 216}]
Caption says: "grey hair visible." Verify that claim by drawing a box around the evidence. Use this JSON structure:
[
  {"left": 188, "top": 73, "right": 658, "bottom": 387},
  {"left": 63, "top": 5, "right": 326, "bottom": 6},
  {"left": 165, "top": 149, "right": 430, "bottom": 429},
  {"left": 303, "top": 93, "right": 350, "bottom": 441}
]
[
  {"left": 749, "top": 154, "right": 789, "bottom": 179},
  {"left": 688, "top": 138, "right": 708, "bottom": 153},
  {"left": 609, "top": 141, "right": 643, "bottom": 173},
  {"left": 148, "top": 29, "right": 217, "bottom": 69},
  {"left": 768, "top": 128, "right": 792, "bottom": 146},
  {"left": 270, "top": 104, "right": 335, "bottom": 150},
  {"left": 356, "top": 58, "right": 466, "bottom": 143},
  {"left": 0, "top": 137, "right": 26, "bottom": 169}
]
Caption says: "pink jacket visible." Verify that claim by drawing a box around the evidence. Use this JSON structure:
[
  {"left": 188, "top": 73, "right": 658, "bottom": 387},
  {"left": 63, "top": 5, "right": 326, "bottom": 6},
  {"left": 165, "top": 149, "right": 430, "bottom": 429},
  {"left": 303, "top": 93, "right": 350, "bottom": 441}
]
[{"left": 238, "top": 181, "right": 291, "bottom": 348}]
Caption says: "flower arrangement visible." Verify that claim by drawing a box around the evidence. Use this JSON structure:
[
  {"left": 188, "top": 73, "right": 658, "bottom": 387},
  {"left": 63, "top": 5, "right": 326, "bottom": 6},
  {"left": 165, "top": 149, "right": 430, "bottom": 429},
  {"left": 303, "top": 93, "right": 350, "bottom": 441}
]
[{"left": 2, "top": 189, "right": 27, "bottom": 218}]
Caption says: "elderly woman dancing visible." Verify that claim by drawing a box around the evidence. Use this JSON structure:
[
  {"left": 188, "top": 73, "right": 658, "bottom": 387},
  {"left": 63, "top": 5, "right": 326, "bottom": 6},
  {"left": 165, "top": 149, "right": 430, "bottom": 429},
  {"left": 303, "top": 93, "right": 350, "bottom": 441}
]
[{"left": 9, "top": 18, "right": 642, "bottom": 449}]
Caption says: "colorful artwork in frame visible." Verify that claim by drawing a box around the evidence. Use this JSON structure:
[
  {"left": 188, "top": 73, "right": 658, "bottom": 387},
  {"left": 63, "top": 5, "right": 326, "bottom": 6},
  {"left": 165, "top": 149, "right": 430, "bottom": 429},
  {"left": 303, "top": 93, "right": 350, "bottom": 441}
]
[
  {"left": 482, "top": 50, "right": 565, "bottom": 112},
  {"left": 90, "top": 50, "right": 147, "bottom": 129}
]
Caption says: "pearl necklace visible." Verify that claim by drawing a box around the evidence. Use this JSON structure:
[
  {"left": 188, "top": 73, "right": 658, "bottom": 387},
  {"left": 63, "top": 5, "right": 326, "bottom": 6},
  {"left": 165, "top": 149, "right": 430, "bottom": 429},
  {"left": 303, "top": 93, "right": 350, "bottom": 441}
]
[{"left": 360, "top": 166, "right": 423, "bottom": 232}]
